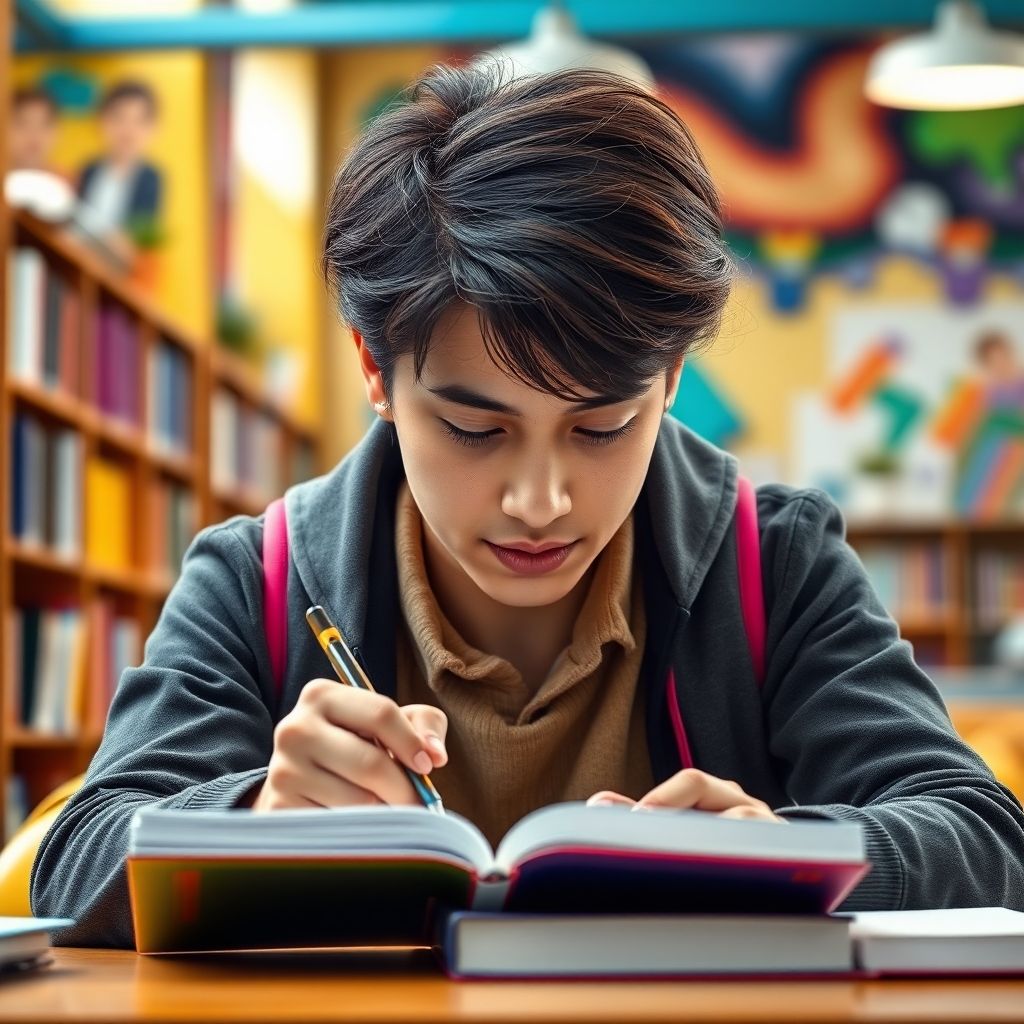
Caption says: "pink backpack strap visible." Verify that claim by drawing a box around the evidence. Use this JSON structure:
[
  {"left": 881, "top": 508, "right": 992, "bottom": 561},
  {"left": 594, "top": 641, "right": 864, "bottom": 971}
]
[
  {"left": 262, "top": 496, "right": 289, "bottom": 707},
  {"left": 735, "top": 474, "right": 766, "bottom": 687},
  {"left": 666, "top": 473, "right": 765, "bottom": 771}
]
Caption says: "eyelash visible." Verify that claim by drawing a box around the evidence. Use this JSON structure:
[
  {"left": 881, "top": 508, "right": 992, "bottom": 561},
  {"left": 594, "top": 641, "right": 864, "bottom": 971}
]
[{"left": 439, "top": 418, "right": 638, "bottom": 449}]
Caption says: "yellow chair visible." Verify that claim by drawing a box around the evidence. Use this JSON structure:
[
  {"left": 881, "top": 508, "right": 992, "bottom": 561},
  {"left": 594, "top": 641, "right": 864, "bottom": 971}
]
[{"left": 0, "top": 774, "right": 85, "bottom": 916}]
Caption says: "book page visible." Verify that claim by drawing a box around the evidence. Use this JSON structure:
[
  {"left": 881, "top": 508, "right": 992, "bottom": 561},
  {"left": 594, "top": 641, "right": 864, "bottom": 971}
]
[
  {"left": 494, "top": 802, "right": 865, "bottom": 873},
  {"left": 129, "top": 805, "right": 497, "bottom": 873}
]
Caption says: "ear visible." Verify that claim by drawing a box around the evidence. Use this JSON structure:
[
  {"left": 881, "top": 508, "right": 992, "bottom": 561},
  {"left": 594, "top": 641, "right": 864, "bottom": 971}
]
[
  {"left": 664, "top": 356, "right": 685, "bottom": 412},
  {"left": 352, "top": 328, "right": 392, "bottom": 420}
]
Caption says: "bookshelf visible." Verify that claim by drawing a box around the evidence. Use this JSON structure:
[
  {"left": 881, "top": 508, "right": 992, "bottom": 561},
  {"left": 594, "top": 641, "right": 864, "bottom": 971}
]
[
  {"left": 845, "top": 519, "right": 1024, "bottom": 668},
  {"left": 1, "top": 209, "right": 321, "bottom": 841}
]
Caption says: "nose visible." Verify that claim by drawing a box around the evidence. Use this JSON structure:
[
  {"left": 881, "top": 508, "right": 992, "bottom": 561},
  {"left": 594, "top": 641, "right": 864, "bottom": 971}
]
[{"left": 500, "top": 452, "right": 572, "bottom": 529}]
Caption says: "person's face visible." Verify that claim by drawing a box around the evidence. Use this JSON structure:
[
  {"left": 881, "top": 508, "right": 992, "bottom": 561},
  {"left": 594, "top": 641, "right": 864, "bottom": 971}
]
[
  {"left": 980, "top": 340, "right": 1019, "bottom": 380},
  {"left": 99, "top": 97, "right": 155, "bottom": 163},
  {"left": 359, "top": 301, "right": 682, "bottom": 610},
  {"left": 10, "top": 100, "right": 57, "bottom": 170}
]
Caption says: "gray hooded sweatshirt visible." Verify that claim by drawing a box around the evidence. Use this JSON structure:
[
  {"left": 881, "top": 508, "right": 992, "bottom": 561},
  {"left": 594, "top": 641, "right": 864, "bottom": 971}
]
[{"left": 31, "top": 416, "right": 1024, "bottom": 948}]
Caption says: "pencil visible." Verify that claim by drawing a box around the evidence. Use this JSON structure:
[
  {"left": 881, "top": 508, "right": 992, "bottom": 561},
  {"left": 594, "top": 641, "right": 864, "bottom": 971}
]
[{"left": 305, "top": 605, "right": 445, "bottom": 814}]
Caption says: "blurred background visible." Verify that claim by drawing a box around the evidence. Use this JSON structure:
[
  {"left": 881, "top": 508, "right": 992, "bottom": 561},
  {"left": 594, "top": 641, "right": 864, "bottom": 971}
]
[{"left": 2, "top": 0, "right": 1024, "bottom": 839}]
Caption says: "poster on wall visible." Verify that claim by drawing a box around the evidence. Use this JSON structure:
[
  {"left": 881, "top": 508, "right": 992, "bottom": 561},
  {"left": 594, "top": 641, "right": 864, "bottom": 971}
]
[{"left": 792, "top": 304, "right": 1024, "bottom": 522}]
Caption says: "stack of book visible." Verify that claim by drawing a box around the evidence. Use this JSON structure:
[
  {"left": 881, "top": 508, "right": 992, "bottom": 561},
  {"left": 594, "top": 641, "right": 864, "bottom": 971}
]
[{"left": 125, "top": 803, "right": 1024, "bottom": 977}]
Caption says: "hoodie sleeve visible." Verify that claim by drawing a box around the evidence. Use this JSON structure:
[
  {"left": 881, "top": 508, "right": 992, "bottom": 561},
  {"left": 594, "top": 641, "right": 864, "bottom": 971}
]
[
  {"left": 761, "top": 487, "right": 1024, "bottom": 911},
  {"left": 29, "top": 520, "right": 274, "bottom": 949}
]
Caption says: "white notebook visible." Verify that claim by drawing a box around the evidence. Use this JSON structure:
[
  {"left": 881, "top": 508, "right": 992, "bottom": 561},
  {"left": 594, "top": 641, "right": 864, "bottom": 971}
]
[
  {"left": 0, "top": 917, "right": 74, "bottom": 971},
  {"left": 849, "top": 908, "right": 1024, "bottom": 974}
]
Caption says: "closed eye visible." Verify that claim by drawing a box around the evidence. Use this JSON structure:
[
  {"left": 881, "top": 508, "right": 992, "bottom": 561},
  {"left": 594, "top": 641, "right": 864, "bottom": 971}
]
[{"left": 439, "top": 418, "right": 637, "bottom": 448}]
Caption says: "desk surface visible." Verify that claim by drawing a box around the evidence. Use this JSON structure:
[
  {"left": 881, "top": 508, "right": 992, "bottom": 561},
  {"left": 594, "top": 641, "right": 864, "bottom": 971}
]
[{"left": 0, "top": 948, "right": 1023, "bottom": 1024}]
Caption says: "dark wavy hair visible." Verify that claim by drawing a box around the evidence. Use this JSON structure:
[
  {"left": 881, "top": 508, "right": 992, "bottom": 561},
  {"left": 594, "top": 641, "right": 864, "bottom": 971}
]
[{"left": 321, "top": 61, "right": 733, "bottom": 405}]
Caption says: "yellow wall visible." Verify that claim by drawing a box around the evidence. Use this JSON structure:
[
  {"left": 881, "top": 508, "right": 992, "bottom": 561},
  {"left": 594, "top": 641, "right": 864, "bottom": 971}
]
[
  {"left": 232, "top": 49, "right": 322, "bottom": 431},
  {"left": 319, "top": 45, "right": 442, "bottom": 465}
]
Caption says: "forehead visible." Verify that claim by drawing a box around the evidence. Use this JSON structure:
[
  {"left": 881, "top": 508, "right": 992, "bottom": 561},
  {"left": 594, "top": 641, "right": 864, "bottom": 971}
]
[{"left": 416, "top": 301, "right": 603, "bottom": 401}]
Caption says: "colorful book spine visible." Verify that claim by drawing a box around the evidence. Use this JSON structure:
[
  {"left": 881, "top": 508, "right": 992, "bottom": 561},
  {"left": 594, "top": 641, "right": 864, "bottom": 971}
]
[
  {"left": 9, "top": 411, "right": 82, "bottom": 556},
  {"left": 85, "top": 455, "right": 132, "bottom": 570}
]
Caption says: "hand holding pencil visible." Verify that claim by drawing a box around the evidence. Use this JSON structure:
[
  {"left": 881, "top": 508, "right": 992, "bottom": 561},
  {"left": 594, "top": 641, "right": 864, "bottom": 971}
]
[{"left": 240, "top": 607, "right": 447, "bottom": 813}]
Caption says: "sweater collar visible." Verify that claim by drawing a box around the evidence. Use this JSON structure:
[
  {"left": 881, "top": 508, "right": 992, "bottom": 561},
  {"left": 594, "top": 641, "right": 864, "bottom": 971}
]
[{"left": 393, "top": 478, "right": 637, "bottom": 693}]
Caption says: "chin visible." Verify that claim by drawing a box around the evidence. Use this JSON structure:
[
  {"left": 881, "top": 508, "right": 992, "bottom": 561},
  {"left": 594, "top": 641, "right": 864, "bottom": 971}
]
[{"left": 469, "top": 559, "right": 591, "bottom": 609}]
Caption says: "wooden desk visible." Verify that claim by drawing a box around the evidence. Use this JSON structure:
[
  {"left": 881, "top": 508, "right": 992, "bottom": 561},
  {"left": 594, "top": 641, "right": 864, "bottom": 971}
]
[{"left": 0, "top": 948, "right": 1022, "bottom": 1023}]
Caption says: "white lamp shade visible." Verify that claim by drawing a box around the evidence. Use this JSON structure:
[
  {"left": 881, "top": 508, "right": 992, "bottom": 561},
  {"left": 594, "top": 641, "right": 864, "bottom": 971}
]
[
  {"left": 480, "top": 5, "right": 655, "bottom": 89},
  {"left": 866, "top": 1, "right": 1024, "bottom": 110}
]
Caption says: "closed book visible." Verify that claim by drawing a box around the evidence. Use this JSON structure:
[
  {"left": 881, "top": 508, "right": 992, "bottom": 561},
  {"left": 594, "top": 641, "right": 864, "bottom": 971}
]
[
  {"left": 85, "top": 457, "right": 131, "bottom": 569},
  {"left": 41, "top": 272, "right": 61, "bottom": 390},
  {"left": 0, "top": 917, "right": 75, "bottom": 971},
  {"left": 19, "top": 608, "right": 41, "bottom": 727},
  {"left": 125, "top": 802, "right": 867, "bottom": 955},
  {"left": 436, "top": 911, "right": 853, "bottom": 979},
  {"left": 9, "top": 248, "right": 45, "bottom": 383},
  {"left": 849, "top": 908, "right": 1024, "bottom": 976}
]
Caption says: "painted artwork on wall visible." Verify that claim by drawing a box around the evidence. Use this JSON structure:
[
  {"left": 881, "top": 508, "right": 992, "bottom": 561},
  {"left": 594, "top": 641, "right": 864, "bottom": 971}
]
[
  {"left": 631, "top": 34, "right": 1024, "bottom": 313},
  {"left": 793, "top": 304, "right": 1024, "bottom": 521}
]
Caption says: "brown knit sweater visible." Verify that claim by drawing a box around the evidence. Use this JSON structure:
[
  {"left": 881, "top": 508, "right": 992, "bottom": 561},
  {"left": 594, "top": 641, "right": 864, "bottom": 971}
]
[{"left": 394, "top": 480, "right": 653, "bottom": 848}]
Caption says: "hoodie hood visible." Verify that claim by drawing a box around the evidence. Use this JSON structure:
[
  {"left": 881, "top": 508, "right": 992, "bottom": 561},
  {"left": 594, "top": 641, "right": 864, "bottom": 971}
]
[{"left": 285, "top": 414, "right": 738, "bottom": 675}]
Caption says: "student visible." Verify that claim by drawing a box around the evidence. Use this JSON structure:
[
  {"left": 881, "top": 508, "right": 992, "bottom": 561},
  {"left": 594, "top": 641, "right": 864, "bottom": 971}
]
[
  {"left": 31, "top": 63, "right": 1024, "bottom": 948},
  {"left": 75, "top": 79, "right": 163, "bottom": 268}
]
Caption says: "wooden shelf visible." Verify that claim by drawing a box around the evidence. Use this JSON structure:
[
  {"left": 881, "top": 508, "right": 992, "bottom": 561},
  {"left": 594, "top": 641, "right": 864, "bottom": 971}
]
[
  {"left": 844, "top": 520, "right": 1024, "bottom": 668},
  {"left": 7, "top": 376, "right": 88, "bottom": 426},
  {"left": 6, "top": 539, "right": 83, "bottom": 577},
  {"left": 2, "top": 202, "right": 324, "bottom": 838},
  {"left": 6, "top": 730, "right": 80, "bottom": 750}
]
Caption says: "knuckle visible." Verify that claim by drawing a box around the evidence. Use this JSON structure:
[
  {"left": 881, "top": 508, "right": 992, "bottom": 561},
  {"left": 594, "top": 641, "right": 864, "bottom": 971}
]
[
  {"left": 366, "top": 696, "right": 399, "bottom": 730},
  {"left": 273, "top": 716, "right": 301, "bottom": 748},
  {"left": 301, "top": 678, "right": 334, "bottom": 707}
]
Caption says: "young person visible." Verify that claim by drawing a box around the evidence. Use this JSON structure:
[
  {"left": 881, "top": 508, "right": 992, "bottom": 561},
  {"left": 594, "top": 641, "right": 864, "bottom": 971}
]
[
  {"left": 32, "top": 63, "right": 1024, "bottom": 948},
  {"left": 75, "top": 79, "right": 163, "bottom": 268}
]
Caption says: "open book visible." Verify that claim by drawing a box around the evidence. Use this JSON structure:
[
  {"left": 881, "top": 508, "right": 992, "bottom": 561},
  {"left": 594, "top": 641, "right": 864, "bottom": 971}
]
[{"left": 126, "top": 802, "right": 868, "bottom": 954}]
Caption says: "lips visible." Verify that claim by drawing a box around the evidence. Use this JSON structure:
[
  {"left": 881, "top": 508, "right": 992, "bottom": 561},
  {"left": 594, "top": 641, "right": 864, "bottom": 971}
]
[{"left": 494, "top": 540, "right": 577, "bottom": 554}]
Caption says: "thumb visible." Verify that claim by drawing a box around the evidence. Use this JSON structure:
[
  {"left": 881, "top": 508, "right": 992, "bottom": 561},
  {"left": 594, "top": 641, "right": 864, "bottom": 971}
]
[{"left": 402, "top": 704, "right": 448, "bottom": 766}]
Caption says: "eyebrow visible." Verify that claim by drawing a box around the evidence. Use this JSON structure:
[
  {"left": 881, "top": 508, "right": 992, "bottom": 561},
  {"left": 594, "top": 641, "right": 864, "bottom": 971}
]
[{"left": 424, "top": 383, "right": 631, "bottom": 416}]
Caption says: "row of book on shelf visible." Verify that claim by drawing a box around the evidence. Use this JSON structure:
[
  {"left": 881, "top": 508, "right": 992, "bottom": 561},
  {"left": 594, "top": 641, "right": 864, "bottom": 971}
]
[
  {"left": 8, "top": 247, "right": 193, "bottom": 457},
  {"left": 6, "top": 598, "right": 139, "bottom": 737},
  {"left": 211, "top": 386, "right": 309, "bottom": 503},
  {"left": 11, "top": 409, "right": 196, "bottom": 577},
  {"left": 857, "top": 541, "right": 1024, "bottom": 627}
]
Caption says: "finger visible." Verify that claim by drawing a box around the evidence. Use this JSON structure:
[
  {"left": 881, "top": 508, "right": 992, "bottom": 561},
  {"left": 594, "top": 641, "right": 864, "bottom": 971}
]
[
  {"left": 634, "top": 769, "right": 763, "bottom": 813},
  {"left": 402, "top": 704, "right": 448, "bottom": 766},
  {"left": 306, "top": 720, "right": 422, "bottom": 806},
  {"left": 297, "top": 762, "right": 386, "bottom": 809},
  {"left": 586, "top": 791, "right": 635, "bottom": 807},
  {"left": 718, "top": 805, "right": 782, "bottom": 822},
  {"left": 312, "top": 682, "right": 435, "bottom": 777}
]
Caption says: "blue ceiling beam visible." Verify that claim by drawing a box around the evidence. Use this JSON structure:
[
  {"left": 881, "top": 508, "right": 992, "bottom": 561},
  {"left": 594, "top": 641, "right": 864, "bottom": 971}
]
[
  {"left": 15, "top": 0, "right": 71, "bottom": 49},
  {"left": 15, "top": 0, "right": 1024, "bottom": 53}
]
